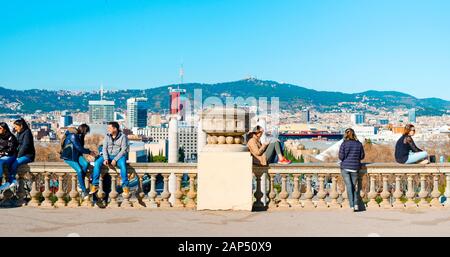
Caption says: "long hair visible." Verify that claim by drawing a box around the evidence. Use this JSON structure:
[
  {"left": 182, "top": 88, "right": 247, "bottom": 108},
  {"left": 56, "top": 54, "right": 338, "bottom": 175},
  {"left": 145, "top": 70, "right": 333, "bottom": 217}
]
[
  {"left": 344, "top": 128, "right": 358, "bottom": 141},
  {"left": 0, "top": 122, "right": 13, "bottom": 137},
  {"left": 60, "top": 124, "right": 90, "bottom": 150},
  {"left": 13, "top": 118, "right": 30, "bottom": 132},
  {"left": 403, "top": 124, "right": 415, "bottom": 136},
  {"left": 247, "top": 125, "right": 263, "bottom": 140}
]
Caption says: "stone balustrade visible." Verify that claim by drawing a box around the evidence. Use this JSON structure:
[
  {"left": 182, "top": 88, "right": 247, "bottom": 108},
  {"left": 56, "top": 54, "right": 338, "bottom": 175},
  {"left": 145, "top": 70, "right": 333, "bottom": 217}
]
[
  {"left": 2, "top": 162, "right": 450, "bottom": 211},
  {"left": 0, "top": 162, "right": 197, "bottom": 209},
  {"left": 252, "top": 163, "right": 450, "bottom": 210}
]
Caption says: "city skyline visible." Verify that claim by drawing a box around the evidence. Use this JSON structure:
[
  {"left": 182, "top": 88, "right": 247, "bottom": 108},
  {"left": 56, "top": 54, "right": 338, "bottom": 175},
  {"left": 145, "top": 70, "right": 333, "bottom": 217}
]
[{"left": 1, "top": 0, "right": 450, "bottom": 100}]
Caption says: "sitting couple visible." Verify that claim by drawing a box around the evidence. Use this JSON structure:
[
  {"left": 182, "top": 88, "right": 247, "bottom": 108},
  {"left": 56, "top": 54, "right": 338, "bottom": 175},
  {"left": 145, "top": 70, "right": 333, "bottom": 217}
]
[
  {"left": 60, "top": 121, "right": 130, "bottom": 200},
  {"left": 247, "top": 125, "right": 291, "bottom": 165}
]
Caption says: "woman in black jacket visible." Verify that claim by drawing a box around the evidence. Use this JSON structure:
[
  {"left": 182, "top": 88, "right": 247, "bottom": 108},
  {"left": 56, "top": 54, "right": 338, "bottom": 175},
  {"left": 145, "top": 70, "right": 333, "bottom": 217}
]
[
  {"left": 339, "top": 128, "right": 365, "bottom": 212},
  {"left": 6, "top": 118, "right": 36, "bottom": 190},
  {"left": 0, "top": 122, "right": 19, "bottom": 191},
  {"left": 395, "top": 124, "right": 428, "bottom": 164}
]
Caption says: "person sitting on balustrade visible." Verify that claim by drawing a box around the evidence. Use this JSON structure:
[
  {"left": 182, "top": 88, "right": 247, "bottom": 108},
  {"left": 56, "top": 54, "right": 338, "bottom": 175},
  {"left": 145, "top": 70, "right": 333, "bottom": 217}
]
[
  {"left": 92, "top": 121, "right": 130, "bottom": 196},
  {"left": 60, "top": 124, "right": 98, "bottom": 200},
  {"left": 247, "top": 125, "right": 291, "bottom": 166},
  {"left": 0, "top": 122, "right": 19, "bottom": 192},
  {"left": 395, "top": 124, "right": 429, "bottom": 164}
]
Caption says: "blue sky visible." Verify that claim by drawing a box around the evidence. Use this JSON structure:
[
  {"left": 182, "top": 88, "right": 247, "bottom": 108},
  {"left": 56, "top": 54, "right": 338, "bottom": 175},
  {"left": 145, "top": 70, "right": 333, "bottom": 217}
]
[{"left": 1, "top": 0, "right": 449, "bottom": 100}]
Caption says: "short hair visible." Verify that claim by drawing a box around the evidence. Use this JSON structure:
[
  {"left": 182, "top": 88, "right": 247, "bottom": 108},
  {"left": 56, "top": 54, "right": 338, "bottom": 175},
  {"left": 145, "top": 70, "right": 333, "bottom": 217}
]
[{"left": 108, "top": 121, "right": 121, "bottom": 131}]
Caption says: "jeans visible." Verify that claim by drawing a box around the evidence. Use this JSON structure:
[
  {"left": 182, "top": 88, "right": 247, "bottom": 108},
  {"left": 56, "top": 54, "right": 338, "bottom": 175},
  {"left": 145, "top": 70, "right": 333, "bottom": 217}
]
[
  {"left": 65, "top": 156, "right": 90, "bottom": 193},
  {"left": 93, "top": 155, "right": 128, "bottom": 188},
  {"left": 0, "top": 156, "right": 17, "bottom": 184},
  {"left": 9, "top": 156, "right": 33, "bottom": 183},
  {"left": 341, "top": 168, "right": 361, "bottom": 208},
  {"left": 265, "top": 141, "right": 283, "bottom": 163},
  {"left": 405, "top": 151, "right": 428, "bottom": 164}
]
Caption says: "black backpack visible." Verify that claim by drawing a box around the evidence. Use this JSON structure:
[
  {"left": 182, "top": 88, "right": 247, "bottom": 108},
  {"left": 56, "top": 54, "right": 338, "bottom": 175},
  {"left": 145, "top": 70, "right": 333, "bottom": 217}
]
[{"left": 60, "top": 137, "right": 74, "bottom": 161}]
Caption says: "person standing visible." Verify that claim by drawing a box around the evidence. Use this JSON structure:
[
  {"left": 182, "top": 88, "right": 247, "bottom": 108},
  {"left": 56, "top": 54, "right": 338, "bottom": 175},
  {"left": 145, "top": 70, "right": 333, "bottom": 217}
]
[{"left": 339, "top": 128, "right": 365, "bottom": 212}]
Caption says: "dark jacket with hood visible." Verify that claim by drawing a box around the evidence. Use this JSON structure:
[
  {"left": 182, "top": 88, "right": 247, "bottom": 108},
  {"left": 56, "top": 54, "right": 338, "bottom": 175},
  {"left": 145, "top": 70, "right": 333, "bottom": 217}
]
[
  {"left": 0, "top": 131, "right": 19, "bottom": 157},
  {"left": 16, "top": 128, "right": 35, "bottom": 161}
]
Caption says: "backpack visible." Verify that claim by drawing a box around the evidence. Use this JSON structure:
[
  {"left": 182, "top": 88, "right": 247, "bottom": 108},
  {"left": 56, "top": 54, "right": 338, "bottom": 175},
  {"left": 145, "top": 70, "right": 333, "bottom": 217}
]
[{"left": 60, "top": 138, "right": 74, "bottom": 161}]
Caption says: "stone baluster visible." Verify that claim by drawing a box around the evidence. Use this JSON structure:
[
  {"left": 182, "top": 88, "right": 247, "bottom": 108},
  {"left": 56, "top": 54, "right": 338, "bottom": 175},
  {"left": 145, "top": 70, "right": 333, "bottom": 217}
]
[
  {"left": 418, "top": 174, "right": 430, "bottom": 208},
  {"left": 147, "top": 174, "right": 158, "bottom": 208},
  {"left": 392, "top": 174, "right": 404, "bottom": 209},
  {"left": 120, "top": 176, "right": 133, "bottom": 208},
  {"left": 277, "top": 174, "right": 290, "bottom": 208},
  {"left": 302, "top": 174, "right": 314, "bottom": 209},
  {"left": 445, "top": 174, "right": 450, "bottom": 208},
  {"left": 380, "top": 175, "right": 392, "bottom": 208},
  {"left": 54, "top": 173, "right": 66, "bottom": 207},
  {"left": 68, "top": 174, "right": 80, "bottom": 207},
  {"left": 108, "top": 174, "right": 119, "bottom": 208},
  {"left": 268, "top": 173, "right": 277, "bottom": 208},
  {"left": 134, "top": 174, "right": 146, "bottom": 208},
  {"left": 40, "top": 173, "right": 53, "bottom": 207},
  {"left": 81, "top": 176, "right": 93, "bottom": 207},
  {"left": 315, "top": 175, "right": 328, "bottom": 209},
  {"left": 173, "top": 173, "right": 185, "bottom": 208},
  {"left": 96, "top": 173, "right": 106, "bottom": 208},
  {"left": 367, "top": 174, "right": 379, "bottom": 208},
  {"left": 430, "top": 174, "right": 442, "bottom": 208},
  {"left": 15, "top": 173, "right": 27, "bottom": 207},
  {"left": 252, "top": 171, "right": 265, "bottom": 210},
  {"left": 290, "top": 174, "right": 302, "bottom": 208},
  {"left": 328, "top": 175, "right": 340, "bottom": 209},
  {"left": 28, "top": 174, "right": 41, "bottom": 207},
  {"left": 405, "top": 174, "right": 417, "bottom": 209},
  {"left": 160, "top": 174, "right": 171, "bottom": 208},
  {"left": 186, "top": 174, "right": 197, "bottom": 209}
]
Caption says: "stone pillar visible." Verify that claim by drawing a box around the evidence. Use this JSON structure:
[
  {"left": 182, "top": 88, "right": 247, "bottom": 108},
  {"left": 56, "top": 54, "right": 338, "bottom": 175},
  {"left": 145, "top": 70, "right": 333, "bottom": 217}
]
[
  {"left": 197, "top": 115, "right": 207, "bottom": 153},
  {"left": 197, "top": 107, "right": 254, "bottom": 211},
  {"left": 168, "top": 114, "right": 178, "bottom": 205}
]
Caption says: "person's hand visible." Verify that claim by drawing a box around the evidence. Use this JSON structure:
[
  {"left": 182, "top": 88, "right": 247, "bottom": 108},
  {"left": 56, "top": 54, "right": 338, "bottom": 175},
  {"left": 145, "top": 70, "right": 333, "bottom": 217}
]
[
  {"left": 111, "top": 160, "right": 117, "bottom": 166},
  {"left": 103, "top": 159, "right": 109, "bottom": 166},
  {"left": 90, "top": 151, "right": 98, "bottom": 157}
]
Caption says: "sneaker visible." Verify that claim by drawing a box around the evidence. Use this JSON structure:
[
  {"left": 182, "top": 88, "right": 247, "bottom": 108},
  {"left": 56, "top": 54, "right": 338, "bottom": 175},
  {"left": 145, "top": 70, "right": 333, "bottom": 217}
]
[
  {"left": 8, "top": 181, "right": 17, "bottom": 190},
  {"left": 277, "top": 158, "right": 292, "bottom": 165},
  {"left": 354, "top": 205, "right": 359, "bottom": 212},
  {"left": 122, "top": 187, "right": 130, "bottom": 195},
  {"left": 0, "top": 182, "right": 10, "bottom": 192},
  {"left": 89, "top": 185, "right": 98, "bottom": 195}
]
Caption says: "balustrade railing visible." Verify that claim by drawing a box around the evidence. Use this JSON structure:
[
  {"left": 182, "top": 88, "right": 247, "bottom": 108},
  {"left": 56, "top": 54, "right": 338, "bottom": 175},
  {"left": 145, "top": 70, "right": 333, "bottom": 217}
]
[
  {"left": 252, "top": 163, "right": 450, "bottom": 210},
  {"left": 0, "top": 162, "right": 197, "bottom": 209}
]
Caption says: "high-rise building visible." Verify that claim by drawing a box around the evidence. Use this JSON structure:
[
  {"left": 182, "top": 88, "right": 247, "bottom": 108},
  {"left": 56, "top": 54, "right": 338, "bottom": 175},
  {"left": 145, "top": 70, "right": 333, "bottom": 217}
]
[
  {"left": 351, "top": 113, "right": 365, "bottom": 125},
  {"left": 300, "top": 109, "right": 310, "bottom": 123},
  {"left": 59, "top": 110, "right": 73, "bottom": 128},
  {"left": 127, "top": 97, "right": 148, "bottom": 129},
  {"left": 408, "top": 108, "right": 416, "bottom": 123},
  {"left": 88, "top": 100, "right": 115, "bottom": 124},
  {"left": 168, "top": 87, "right": 187, "bottom": 121}
]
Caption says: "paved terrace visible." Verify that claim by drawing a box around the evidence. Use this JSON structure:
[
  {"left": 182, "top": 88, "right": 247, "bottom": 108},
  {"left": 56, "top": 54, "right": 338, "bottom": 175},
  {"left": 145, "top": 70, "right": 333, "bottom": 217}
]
[{"left": 2, "top": 208, "right": 450, "bottom": 236}]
